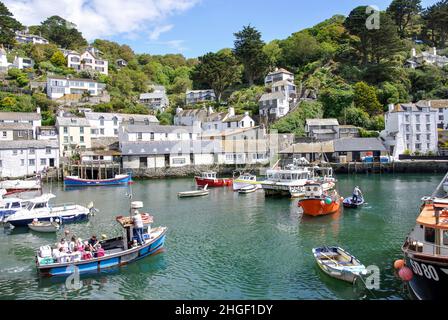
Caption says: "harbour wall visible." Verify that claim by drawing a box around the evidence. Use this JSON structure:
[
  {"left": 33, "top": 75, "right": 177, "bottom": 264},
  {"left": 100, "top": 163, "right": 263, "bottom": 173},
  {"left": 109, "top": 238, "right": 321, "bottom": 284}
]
[{"left": 331, "top": 161, "right": 448, "bottom": 174}]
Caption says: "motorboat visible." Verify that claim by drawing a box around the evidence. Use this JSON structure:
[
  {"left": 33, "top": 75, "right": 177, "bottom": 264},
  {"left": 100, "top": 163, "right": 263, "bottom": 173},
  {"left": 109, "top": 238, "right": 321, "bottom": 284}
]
[
  {"left": 178, "top": 185, "right": 209, "bottom": 198},
  {"left": 195, "top": 172, "right": 232, "bottom": 187},
  {"left": 0, "top": 179, "right": 41, "bottom": 195},
  {"left": 0, "top": 197, "right": 29, "bottom": 223},
  {"left": 64, "top": 173, "right": 132, "bottom": 187},
  {"left": 312, "top": 246, "right": 367, "bottom": 283},
  {"left": 233, "top": 173, "right": 262, "bottom": 191},
  {"left": 238, "top": 185, "right": 259, "bottom": 194},
  {"left": 298, "top": 182, "right": 342, "bottom": 216},
  {"left": 35, "top": 200, "right": 167, "bottom": 277},
  {"left": 4, "top": 194, "right": 95, "bottom": 228}
]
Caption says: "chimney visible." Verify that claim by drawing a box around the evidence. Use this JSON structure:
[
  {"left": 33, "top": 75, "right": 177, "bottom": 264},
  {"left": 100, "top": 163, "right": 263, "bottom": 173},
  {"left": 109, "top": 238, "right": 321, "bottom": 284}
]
[
  {"left": 388, "top": 103, "right": 395, "bottom": 112},
  {"left": 228, "top": 107, "right": 235, "bottom": 117},
  {"left": 428, "top": 100, "right": 432, "bottom": 107},
  {"left": 207, "top": 106, "right": 213, "bottom": 115},
  {"left": 411, "top": 48, "right": 416, "bottom": 57},
  {"left": 36, "top": 107, "right": 41, "bottom": 114},
  {"left": 244, "top": 111, "right": 249, "bottom": 116},
  {"left": 176, "top": 107, "right": 183, "bottom": 114},
  {"left": 433, "top": 47, "right": 437, "bottom": 55}
]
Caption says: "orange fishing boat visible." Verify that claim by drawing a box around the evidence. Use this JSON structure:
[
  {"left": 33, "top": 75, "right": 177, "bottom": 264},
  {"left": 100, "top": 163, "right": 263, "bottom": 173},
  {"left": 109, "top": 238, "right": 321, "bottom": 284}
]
[{"left": 298, "top": 182, "right": 342, "bottom": 217}]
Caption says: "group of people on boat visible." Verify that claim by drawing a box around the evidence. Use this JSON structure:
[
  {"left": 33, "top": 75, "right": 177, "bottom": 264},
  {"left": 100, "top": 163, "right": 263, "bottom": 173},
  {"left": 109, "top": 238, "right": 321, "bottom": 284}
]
[{"left": 51, "top": 233, "right": 105, "bottom": 263}]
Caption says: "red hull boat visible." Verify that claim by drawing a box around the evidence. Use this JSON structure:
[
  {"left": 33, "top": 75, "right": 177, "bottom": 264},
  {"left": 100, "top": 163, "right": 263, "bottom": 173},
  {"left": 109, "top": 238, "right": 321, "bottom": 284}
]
[
  {"left": 195, "top": 172, "right": 232, "bottom": 187},
  {"left": 298, "top": 181, "right": 342, "bottom": 217}
]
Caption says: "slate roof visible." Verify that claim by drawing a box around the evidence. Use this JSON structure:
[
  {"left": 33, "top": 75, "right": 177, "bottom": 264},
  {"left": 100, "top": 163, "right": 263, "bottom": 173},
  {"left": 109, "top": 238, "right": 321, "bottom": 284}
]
[
  {"left": 56, "top": 117, "right": 90, "bottom": 127},
  {"left": 306, "top": 118, "right": 339, "bottom": 126},
  {"left": 279, "top": 141, "right": 335, "bottom": 154},
  {"left": 0, "top": 140, "right": 58, "bottom": 150},
  {"left": 259, "top": 92, "right": 285, "bottom": 101},
  {"left": 121, "top": 140, "right": 221, "bottom": 155},
  {"left": 0, "top": 112, "right": 41, "bottom": 121},
  {"left": 0, "top": 123, "right": 33, "bottom": 130},
  {"left": 85, "top": 112, "right": 158, "bottom": 123},
  {"left": 333, "top": 138, "right": 387, "bottom": 152},
  {"left": 124, "top": 124, "right": 196, "bottom": 134}
]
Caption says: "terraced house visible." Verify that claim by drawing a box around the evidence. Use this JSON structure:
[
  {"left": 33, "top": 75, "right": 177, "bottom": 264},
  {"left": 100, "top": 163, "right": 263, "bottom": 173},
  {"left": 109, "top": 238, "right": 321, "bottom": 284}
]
[{"left": 56, "top": 116, "right": 92, "bottom": 157}]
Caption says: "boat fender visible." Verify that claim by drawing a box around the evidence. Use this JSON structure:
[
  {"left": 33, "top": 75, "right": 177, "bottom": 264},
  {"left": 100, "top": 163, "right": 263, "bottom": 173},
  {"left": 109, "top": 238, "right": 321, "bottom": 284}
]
[
  {"left": 393, "top": 259, "right": 405, "bottom": 270},
  {"left": 320, "top": 200, "right": 325, "bottom": 206},
  {"left": 324, "top": 197, "right": 332, "bottom": 205},
  {"left": 398, "top": 266, "right": 413, "bottom": 281}
]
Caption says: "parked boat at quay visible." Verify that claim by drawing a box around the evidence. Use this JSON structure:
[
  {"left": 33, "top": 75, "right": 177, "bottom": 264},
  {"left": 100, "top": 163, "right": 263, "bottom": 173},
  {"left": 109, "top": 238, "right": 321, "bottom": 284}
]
[
  {"left": 401, "top": 171, "right": 448, "bottom": 300},
  {"left": 0, "top": 178, "right": 41, "bottom": 195},
  {"left": 313, "top": 246, "right": 367, "bottom": 283},
  {"left": 238, "top": 185, "right": 259, "bottom": 194},
  {"left": 195, "top": 172, "right": 232, "bottom": 187},
  {"left": 232, "top": 173, "right": 262, "bottom": 191},
  {"left": 3, "top": 194, "right": 94, "bottom": 228},
  {"left": 64, "top": 173, "right": 132, "bottom": 187},
  {"left": 298, "top": 182, "right": 342, "bottom": 217},
  {"left": 35, "top": 201, "right": 167, "bottom": 277}
]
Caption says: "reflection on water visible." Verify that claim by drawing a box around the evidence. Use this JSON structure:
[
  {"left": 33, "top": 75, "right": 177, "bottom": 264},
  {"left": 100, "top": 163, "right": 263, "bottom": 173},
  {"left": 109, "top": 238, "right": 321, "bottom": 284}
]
[{"left": 0, "top": 174, "right": 443, "bottom": 300}]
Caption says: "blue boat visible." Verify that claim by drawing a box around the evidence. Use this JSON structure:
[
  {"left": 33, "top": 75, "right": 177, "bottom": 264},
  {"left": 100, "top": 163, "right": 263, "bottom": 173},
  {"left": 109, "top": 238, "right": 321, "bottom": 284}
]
[
  {"left": 63, "top": 174, "right": 132, "bottom": 187},
  {"left": 35, "top": 201, "right": 167, "bottom": 277},
  {"left": 0, "top": 197, "right": 27, "bottom": 222},
  {"left": 343, "top": 195, "right": 364, "bottom": 208}
]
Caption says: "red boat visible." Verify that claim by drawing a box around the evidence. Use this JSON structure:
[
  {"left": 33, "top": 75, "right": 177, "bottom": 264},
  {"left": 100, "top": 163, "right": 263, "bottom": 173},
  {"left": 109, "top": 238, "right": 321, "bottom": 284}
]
[
  {"left": 298, "top": 182, "right": 342, "bottom": 217},
  {"left": 194, "top": 172, "right": 233, "bottom": 187}
]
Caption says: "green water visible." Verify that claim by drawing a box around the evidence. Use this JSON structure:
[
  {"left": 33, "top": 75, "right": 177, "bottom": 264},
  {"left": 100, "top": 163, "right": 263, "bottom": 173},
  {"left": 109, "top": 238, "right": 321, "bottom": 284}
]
[{"left": 0, "top": 173, "right": 443, "bottom": 300}]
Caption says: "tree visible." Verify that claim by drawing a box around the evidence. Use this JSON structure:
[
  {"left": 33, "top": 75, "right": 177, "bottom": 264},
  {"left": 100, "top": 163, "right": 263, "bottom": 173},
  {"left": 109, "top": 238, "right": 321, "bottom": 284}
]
[
  {"left": 387, "top": 0, "right": 422, "bottom": 38},
  {"left": 263, "top": 40, "right": 282, "bottom": 70},
  {"left": 319, "top": 86, "right": 354, "bottom": 118},
  {"left": 353, "top": 82, "right": 383, "bottom": 115},
  {"left": 192, "top": 50, "right": 242, "bottom": 101},
  {"left": 421, "top": 0, "right": 448, "bottom": 47},
  {"left": 50, "top": 50, "right": 66, "bottom": 67},
  {"left": 340, "top": 106, "right": 370, "bottom": 128},
  {"left": 39, "top": 16, "right": 87, "bottom": 49},
  {"left": 280, "top": 32, "right": 325, "bottom": 69},
  {"left": 233, "top": 25, "right": 268, "bottom": 85},
  {"left": 0, "top": 1, "right": 23, "bottom": 46}
]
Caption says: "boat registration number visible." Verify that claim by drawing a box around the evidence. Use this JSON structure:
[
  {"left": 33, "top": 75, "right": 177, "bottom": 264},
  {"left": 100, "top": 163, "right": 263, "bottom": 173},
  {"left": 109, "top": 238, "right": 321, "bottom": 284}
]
[{"left": 409, "top": 259, "right": 439, "bottom": 281}]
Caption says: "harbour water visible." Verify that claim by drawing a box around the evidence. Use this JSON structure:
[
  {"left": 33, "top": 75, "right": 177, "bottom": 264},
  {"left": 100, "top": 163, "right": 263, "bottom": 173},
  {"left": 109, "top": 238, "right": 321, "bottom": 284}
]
[{"left": 0, "top": 173, "right": 443, "bottom": 300}]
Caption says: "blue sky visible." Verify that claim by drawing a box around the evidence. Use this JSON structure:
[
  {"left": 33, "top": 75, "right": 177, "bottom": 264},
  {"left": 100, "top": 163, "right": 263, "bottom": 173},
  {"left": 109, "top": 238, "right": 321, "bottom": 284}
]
[{"left": 6, "top": 0, "right": 441, "bottom": 58}]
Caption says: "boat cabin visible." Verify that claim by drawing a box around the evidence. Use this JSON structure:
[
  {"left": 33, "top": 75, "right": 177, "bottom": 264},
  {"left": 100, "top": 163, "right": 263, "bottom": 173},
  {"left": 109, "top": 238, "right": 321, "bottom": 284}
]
[
  {"left": 23, "top": 194, "right": 56, "bottom": 211},
  {"left": 304, "top": 183, "right": 324, "bottom": 198},
  {"left": 266, "top": 168, "right": 312, "bottom": 182},
  {"left": 238, "top": 174, "right": 256, "bottom": 181},
  {"left": 0, "top": 197, "right": 25, "bottom": 210},
  {"left": 200, "top": 172, "right": 217, "bottom": 179},
  {"left": 404, "top": 197, "right": 448, "bottom": 256}
]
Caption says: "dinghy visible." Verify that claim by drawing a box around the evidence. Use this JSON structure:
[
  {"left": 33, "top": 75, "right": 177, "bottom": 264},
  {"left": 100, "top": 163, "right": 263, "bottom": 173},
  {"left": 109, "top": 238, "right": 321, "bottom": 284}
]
[
  {"left": 312, "top": 246, "right": 367, "bottom": 283},
  {"left": 238, "top": 185, "right": 258, "bottom": 194},
  {"left": 343, "top": 195, "right": 364, "bottom": 208},
  {"left": 178, "top": 185, "right": 209, "bottom": 198},
  {"left": 28, "top": 220, "right": 60, "bottom": 233}
]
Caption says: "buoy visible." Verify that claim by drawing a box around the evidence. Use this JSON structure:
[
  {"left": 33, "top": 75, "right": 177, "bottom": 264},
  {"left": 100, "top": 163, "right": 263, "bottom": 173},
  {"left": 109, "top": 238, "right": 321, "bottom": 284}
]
[
  {"left": 394, "top": 259, "right": 405, "bottom": 270},
  {"left": 340, "top": 197, "right": 344, "bottom": 201},
  {"left": 398, "top": 266, "right": 413, "bottom": 281},
  {"left": 325, "top": 197, "right": 332, "bottom": 205},
  {"left": 320, "top": 200, "right": 325, "bottom": 206}
]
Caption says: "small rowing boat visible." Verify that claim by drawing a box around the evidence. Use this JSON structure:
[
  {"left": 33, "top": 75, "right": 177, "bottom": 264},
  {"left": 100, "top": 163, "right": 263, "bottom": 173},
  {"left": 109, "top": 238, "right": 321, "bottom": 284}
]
[
  {"left": 28, "top": 220, "right": 60, "bottom": 233},
  {"left": 64, "top": 173, "right": 132, "bottom": 187},
  {"left": 343, "top": 195, "right": 364, "bottom": 208},
  {"left": 178, "top": 185, "right": 209, "bottom": 198},
  {"left": 238, "top": 185, "right": 258, "bottom": 194},
  {"left": 312, "top": 246, "right": 367, "bottom": 283}
]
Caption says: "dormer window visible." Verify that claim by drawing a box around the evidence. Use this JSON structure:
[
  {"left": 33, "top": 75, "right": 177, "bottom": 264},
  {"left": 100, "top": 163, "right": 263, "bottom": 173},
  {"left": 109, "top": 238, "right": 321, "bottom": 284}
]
[
  {"left": 112, "top": 117, "right": 118, "bottom": 126},
  {"left": 144, "top": 119, "right": 149, "bottom": 125},
  {"left": 99, "top": 116, "right": 104, "bottom": 126},
  {"left": 130, "top": 118, "right": 134, "bottom": 125}
]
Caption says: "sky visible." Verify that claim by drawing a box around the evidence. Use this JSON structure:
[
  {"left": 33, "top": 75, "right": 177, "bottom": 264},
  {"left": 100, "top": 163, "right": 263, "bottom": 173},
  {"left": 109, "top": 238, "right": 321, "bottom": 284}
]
[{"left": 5, "top": 0, "right": 441, "bottom": 58}]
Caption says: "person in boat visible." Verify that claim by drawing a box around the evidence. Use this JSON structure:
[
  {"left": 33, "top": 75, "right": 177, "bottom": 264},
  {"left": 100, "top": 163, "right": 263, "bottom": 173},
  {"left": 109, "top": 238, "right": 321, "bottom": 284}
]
[
  {"left": 88, "top": 235, "right": 99, "bottom": 248},
  {"left": 352, "top": 186, "right": 363, "bottom": 203},
  {"left": 96, "top": 244, "right": 105, "bottom": 258},
  {"left": 133, "top": 210, "right": 144, "bottom": 245},
  {"left": 82, "top": 241, "right": 93, "bottom": 260},
  {"left": 71, "top": 247, "right": 82, "bottom": 262},
  {"left": 69, "top": 236, "right": 77, "bottom": 253},
  {"left": 57, "top": 238, "right": 69, "bottom": 253},
  {"left": 76, "top": 238, "right": 84, "bottom": 252}
]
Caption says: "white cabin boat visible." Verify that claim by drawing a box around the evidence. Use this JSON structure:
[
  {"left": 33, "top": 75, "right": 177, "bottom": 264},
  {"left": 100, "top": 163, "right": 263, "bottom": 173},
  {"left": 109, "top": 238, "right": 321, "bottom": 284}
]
[
  {"left": 0, "top": 197, "right": 29, "bottom": 223},
  {"left": 4, "top": 194, "right": 92, "bottom": 228},
  {"left": 233, "top": 173, "right": 262, "bottom": 191}
]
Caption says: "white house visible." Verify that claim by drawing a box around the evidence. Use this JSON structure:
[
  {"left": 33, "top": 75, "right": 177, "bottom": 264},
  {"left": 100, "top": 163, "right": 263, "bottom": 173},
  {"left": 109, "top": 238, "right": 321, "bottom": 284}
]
[
  {"left": 0, "top": 46, "right": 10, "bottom": 72},
  {"left": 64, "top": 46, "right": 108, "bottom": 75},
  {"left": 380, "top": 102, "right": 438, "bottom": 159},
  {"left": 139, "top": 86, "right": 169, "bottom": 111},
  {"left": 11, "top": 56, "right": 34, "bottom": 70},
  {"left": 116, "top": 59, "right": 128, "bottom": 68},
  {"left": 85, "top": 112, "right": 159, "bottom": 138},
  {"left": 185, "top": 89, "right": 216, "bottom": 105},
  {"left": 46, "top": 76, "right": 105, "bottom": 100},
  {"left": 0, "top": 140, "right": 59, "bottom": 178},
  {"left": 15, "top": 30, "right": 49, "bottom": 45},
  {"left": 305, "top": 118, "right": 340, "bottom": 141},
  {"left": 406, "top": 47, "right": 448, "bottom": 69},
  {"left": 36, "top": 126, "right": 58, "bottom": 140},
  {"left": 424, "top": 99, "right": 448, "bottom": 129},
  {"left": 259, "top": 92, "right": 290, "bottom": 119},
  {"left": 174, "top": 107, "right": 209, "bottom": 126},
  {"left": 264, "top": 68, "right": 294, "bottom": 86},
  {"left": 56, "top": 116, "right": 92, "bottom": 157},
  {"left": 0, "top": 111, "right": 42, "bottom": 138},
  {"left": 0, "top": 123, "right": 34, "bottom": 141}
]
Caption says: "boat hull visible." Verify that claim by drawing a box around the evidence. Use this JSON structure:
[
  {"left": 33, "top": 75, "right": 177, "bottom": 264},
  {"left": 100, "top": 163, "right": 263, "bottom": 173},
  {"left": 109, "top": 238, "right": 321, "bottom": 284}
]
[
  {"left": 403, "top": 253, "right": 448, "bottom": 300},
  {"left": 37, "top": 230, "right": 166, "bottom": 277},
  {"left": 343, "top": 197, "right": 364, "bottom": 208},
  {"left": 64, "top": 174, "right": 132, "bottom": 187},
  {"left": 233, "top": 180, "right": 262, "bottom": 191},
  {"left": 178, "top": 191, "right": 209, "bottom": 198},
  {"left": 299, "top": 198, "right": 341, "bottom": 216},
  {"left": 195, "top": 177, "right": 232, "bottom": 187},
  {"left": 6, "top": 213, "right": 89, "bottom": 227},
  {"left": 28, "top": 223, "right": 60, "bottom": 233}
]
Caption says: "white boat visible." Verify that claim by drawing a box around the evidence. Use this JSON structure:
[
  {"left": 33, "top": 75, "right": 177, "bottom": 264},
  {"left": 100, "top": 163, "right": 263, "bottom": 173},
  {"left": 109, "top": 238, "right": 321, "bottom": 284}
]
[
  {"left": 312, "top": 246, "right": 367, "bottom": 283},
  {"left": 178, "top": 185, "right": 209, "bottom": 198},
  {"left": 0, "top": 197, "right": 29, "bottom": 223},
  {"left": 233, "top": 173, "right": 262, "bottom": 191},
  {"left": 4, "top": 193, "right": 94, "bottom": 228},
  {"left": 238, "top": 185, "right": 259, "bottom": 194},
  {"left": 0, "top": 179, "right": 41, "bottom": 195},
  {"left": 28, "top": 220, "right": 60, "bottom": 233}
]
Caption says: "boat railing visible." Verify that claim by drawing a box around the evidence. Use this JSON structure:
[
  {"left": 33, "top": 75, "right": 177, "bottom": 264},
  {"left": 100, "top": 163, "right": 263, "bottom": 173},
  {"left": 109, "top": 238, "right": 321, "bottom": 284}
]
[
  {"left": 49, "top": 203, "right": 78, "bottom": 210},
  {"left": 404, "top": 237, "right": 448, "bottom": 257}
]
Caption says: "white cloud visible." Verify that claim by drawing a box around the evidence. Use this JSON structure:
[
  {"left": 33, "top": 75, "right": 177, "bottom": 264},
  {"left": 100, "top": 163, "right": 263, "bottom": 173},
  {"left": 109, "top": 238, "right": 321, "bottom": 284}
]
[
  {"left": 148, "top": 24, "right": 173, "bottom": 40},
  {"left": 4, "top": 0, "right": 199, "bottom": 41}
]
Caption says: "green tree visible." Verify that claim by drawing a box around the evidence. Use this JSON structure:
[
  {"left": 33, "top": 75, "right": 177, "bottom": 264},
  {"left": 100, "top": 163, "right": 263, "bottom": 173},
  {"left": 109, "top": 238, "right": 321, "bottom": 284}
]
[
  {"left": 192, "top": 50, "right": 242, "bottom": 101},
  {"left": 0, "top": 1, "right": 22, "bottom": 46},
  {"left": 421, "top": 0, "right": 448, "bottom": 47},
  {"left": 263, "top": 40, "right": 282, "bottom": 70},
  {"left": 233, "top": 25, "right": 268, "bottom": 85},
  {"left": 353, "top": 82, "right": 382, "bottom": 115},
  {"left": 50, "top": 50, "right": 66, "bottom": 67},
  {"left": 319, "top": 86, "right": 354, "bottom": 118},
  {"left": 39, "top": 16, "right": 87, "bottom": 49},
  {"left": 340, "top": 106, "right": 370, "bottom": 128},
  {"left": 387, "top": 0, "right": 422, "bottom": 38}
]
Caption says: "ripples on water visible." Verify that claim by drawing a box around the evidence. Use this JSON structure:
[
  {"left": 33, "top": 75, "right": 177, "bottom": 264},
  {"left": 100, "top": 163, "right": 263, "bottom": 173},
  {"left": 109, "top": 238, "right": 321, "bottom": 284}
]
[{"left": 0, "top": 174, "right": 442, "bottom": 300}]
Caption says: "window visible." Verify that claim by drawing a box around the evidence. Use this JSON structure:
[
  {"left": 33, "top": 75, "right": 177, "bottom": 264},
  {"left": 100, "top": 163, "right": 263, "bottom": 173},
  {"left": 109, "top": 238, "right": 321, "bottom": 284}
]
[
  {"left": 426, "top": 115, "right": 430, "bottom": 122},
  {"left": 2, "top": 131, "right": 6, "bottom": 137},
  {"left": 64, "top": 136, "right": 68, "bottom": 143},
  {"left": 113, "top": 117, "right": 118, "bottom": 126},
  {"left": 100, "top": 129, "right": 104, "bottom": 135},
  {"left": 415, "top": 143, "right": 421, "bottom": 149},
  {"left": 405, "top": 115, "right": 409, "bottom": 122},
  {"left": 99, "top": 117, "right": 104, "bottom": 126},
  {"left": 227, "top": 122, "right": 231, "bottom": 128},
  {"left": 80, "top": 136, "right": 84, "bottom": 143},
  {"left": 415, "top": 115, "right": 420, "bottom": 123},
  {"left": 18, "top": 131, "right": 23, "bottom": 137},
  {"left": 439, "top": 115, "right": 444, "bottom": 121},
  {"left": 189, "top": 133, "right": 192, "bottom": 140},
  {"left": 130, "top": 118, "right": 134, "bottom": 125},
  {"left": 29, "top": 159, "right": 35, "bottom": 166},
  {"left": 40, "top": 159, "right": 46, "bottom": 165},
  {"left": 427, "top": 134, "right": 431, "bottom": 141},
  {"left": 443, "top": 230, "right": 448, "bottom": 246},
  {"left": 425, "top": 227, "right": 436, "bottom": 243},
  {"left": 137, "top": 133, "right": 142, "bottom": 141},
  {"left": 426, "top": 124, "right": 430, "bottom": 131},
  {"left": 63, "top": 127, "right": 68, "bottom": 134},
  {"left": 150, "top": 132, "right": 154, "bottom": 141},
  {"left": 114, "top": 129, "right": 118, "bottom": 135},
  {"left": 46, "top": 147, "right": 51, "bottom": 154},
  {"left": 80, "top": 127, "right": 84, "bottom": 134},
  {"left": 70, "top": 136, "right": 73, "bottom": 142},
  {"left": 416, "top": 134, "right": 420, "bottom": 141},
  {"left": 427, "top": 143, "right": 430, "bottom": 149},
  {"left": 214, "top": 124, "right": 218, "bottom": 130},
  {"left": 406, "top": 125, "right": 410, "bottom": 132},
  {"left": 0, "top": 160, "right": 2, "bottom": 167},
  {"left": 416, "top": 124, "right": 420, "bottom": 132},
  {"left": 29, "top": 148, "right": 35, "bottom": 155},
  {"left": 241, "top": 121, "right": 245, "bottom": 127},
  {"left": 13, "top": 150, "right": 17, "bottom": 155},
  {"left": 20, "top": 159, "right": 24, "bottom": 166},
  {"left": 406, "top": 134, "right": 410, "bottom": 140}
]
